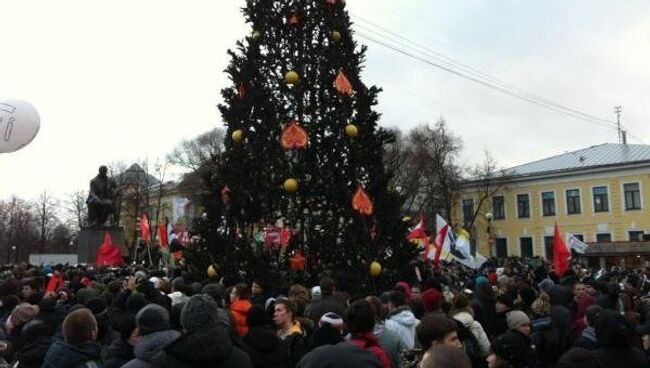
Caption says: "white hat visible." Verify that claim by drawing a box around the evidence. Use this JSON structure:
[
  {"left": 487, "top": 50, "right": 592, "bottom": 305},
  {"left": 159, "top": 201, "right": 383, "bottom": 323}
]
[{"left": 311, "top": 286, "right": 322, "bottom": 301}]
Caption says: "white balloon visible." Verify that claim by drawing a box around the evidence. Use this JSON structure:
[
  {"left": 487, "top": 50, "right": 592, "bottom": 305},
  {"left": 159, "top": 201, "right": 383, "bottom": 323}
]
[{"left": 0, "top": 99, "right": 41, "bottom": 153}]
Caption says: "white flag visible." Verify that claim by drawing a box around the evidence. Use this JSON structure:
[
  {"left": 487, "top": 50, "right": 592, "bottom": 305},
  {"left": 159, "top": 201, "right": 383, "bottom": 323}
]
[{"left": 566, "top": 233, "right": 589, "bottom": 254}]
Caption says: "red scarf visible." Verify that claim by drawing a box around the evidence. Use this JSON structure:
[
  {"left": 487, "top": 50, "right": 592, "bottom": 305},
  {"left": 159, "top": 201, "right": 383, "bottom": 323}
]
[{"left": 348, "top": 333, "right": 392, "bottom": 368}]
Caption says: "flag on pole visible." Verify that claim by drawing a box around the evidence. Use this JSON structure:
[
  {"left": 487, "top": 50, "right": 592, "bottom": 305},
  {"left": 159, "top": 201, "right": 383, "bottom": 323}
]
[
  {"left": 407, "top": 213, "right": 428, "bottom": 241},
  {"left": 553, "top": 223, "right": 571, "bottom": 277},
  {"left": 566, "top": 233, "right": 588, "bottom": 254},
  {"left": 158, "top": 224, "right": 168, "bottom": 248},
  {"left": 140, "top": 213, "right": 151, "bottom": 241},
  {"left": 434, "top": 214, "right": 453, "bottom": 265}
]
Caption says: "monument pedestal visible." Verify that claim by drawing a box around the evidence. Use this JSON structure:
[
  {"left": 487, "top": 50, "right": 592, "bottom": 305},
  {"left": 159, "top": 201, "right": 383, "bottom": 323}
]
[{"left": 77, "top": 226, "right": 127, "bottom": 264}]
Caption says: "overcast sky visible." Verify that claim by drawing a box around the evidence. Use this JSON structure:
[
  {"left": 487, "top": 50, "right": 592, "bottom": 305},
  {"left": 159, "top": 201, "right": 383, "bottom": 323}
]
[{"left": 1, "top": 0, "right": 649, "bottom": 200}]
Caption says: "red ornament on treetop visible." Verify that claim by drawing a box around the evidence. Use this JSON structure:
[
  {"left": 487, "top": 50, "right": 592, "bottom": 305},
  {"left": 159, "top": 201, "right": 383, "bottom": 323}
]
[
  {"left": 335, "top": 69, "right": 354, "bottom": 96},
  {"left": 352, "top": 185, "right": 373, "bottom": 215},
  {"left": 281, "top": 122, "right": 309, "bottom": 149}
]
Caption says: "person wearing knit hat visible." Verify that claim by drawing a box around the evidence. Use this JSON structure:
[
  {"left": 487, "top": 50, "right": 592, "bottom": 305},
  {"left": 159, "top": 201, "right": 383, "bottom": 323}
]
[
  {"left": 506, "top": 310, "right": 531, "bottom": 335},
  {"left": 310, "top": 286, "right": 322, "bottom": 301},
  {"left": 530, "top": 293, "right": 563, "bottom": 366},
  {"left": 122, "top": 304, "right": 180, "bottom": 368},
  {"left": 421, "top": 288, "right": 443, "bottom": 313},
  {"left": 150, "top": 294, "right": 251, "bottom": 367},
  {"left": 475, "top": 276, "right": 489, "bottom": 287},
  {"left": 241, "top": 304, "right": 290, "bottom": 367},
  {"left": 487, "top": 332, "right": 532, "bottom": 368},
  {"left": 319, "top": 312, "right": 344, "bottom": 332},
  {"left": 9, "top": 303, "right": 40, "bottom": 332},
  {"left": 494, "top": 294, "right": 514, "bottom": 337}
]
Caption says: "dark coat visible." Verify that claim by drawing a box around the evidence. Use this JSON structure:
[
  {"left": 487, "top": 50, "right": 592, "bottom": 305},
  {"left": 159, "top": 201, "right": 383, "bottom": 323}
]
[
  {"left": 42, "top": 340, "right": 103, "bottom": 368},
  {"left": 242, "top": 326, "right": 290, "bottom": 368},
  {"left": 150, "top": 325, "right": 252, "bottom": 368},
  {"left": 13, "top": 336, "right": 51, "bottom": 368},
  {"left": 595, "top": 346, "right": 648, "bottom": 368},
  {"left": 531, "top": 317, "right": 562, "bottom": 368},
  {"left": 304, "top": 296, "right": 345, "bottom": 323},
  {"left": 296, "top": 342, "right": 383, "bottom": 368},
  {"left": 101, "top": 337, "right": 134, "bottom": 368},
  {"left": 572, "top": 326, "right": 598, "bottom": 351}
]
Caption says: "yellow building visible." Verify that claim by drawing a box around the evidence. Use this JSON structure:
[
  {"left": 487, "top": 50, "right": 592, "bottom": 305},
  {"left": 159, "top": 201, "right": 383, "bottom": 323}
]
[{"left": 457, "top": 143, "right": 650, "bottom": 267}]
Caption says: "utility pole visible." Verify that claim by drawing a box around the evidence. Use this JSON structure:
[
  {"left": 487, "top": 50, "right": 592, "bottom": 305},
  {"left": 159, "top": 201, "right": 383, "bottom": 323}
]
[{"left": 614, "top": 106, "right": 622, "bottom": 143}]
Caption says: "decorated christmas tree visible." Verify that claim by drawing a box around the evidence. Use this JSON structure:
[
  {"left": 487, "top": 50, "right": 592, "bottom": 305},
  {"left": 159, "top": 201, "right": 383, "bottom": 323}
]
[{"left": 186, "top": 0, "right": 418, "bottom": 290}]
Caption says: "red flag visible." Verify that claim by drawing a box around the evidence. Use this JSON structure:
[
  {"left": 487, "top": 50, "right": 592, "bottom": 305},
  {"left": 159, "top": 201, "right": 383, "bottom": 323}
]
[
  {"left": 158, "top": 224, "right": 168, "bottom": 248},
  {"left": 96, "top": 233, "right": 124, "bottom": 266},
  {"left": 140, "top": 213, "right": 151, "bottom": 241},
  {"left": 553, "top": 223, "right": 571, "bottom": 277},
  {"left": 407, "top": 213, "right": 428, "bottom": 241}
]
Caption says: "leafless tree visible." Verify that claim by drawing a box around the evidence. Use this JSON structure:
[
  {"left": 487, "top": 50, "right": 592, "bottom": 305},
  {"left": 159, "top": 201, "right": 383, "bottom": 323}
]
[
  {"left": 463, "top": 151, "right": 510, "bottom": 231},
  {"left": 0, "top": 196, "right": 38, "bottom": 263},
  {"left": 64, "top": 189, "right": 88, "bottom": 231},
  {"left": 387, "top": 119, "right": 463, "bottom": 226},
  {"left": 167, "top": 128, "right": 226, "bottom": 173},
  {"left": 34, "top": 190, "right": 60, "bottom": 254}
]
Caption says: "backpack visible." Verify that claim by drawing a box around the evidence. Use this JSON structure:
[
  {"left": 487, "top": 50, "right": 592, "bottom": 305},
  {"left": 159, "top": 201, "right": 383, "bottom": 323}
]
[{"left": 455, "top": 320, "right": 487, "bottom": 368}]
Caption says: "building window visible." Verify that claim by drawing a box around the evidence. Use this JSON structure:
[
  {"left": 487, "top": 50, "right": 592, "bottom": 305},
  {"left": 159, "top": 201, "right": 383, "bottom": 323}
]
[
  {"left": 592, "top": 186, "right": 609, "bottom": 212},
  {"left": 517, "top": 194, "right": 530, "bottom": 218},
  {"left": 544, "top": 236, "right": 554, "bottom": 260},
  {"left": 629, "top": 230, "right": 644, "bottom": 241},
  {"left": 492, "top": 196, "right": 505, "bottom": 220},
  {"left": 596, "top": 233, "right": 611, "bottom": 243},
  {"left": 624, "top": 183, "right": 641, "bottom": 210},
  {"left": 542, "top": 191, "right": 555, "bottom": 216},
  {"left": 462, "top": 199, "right": 474, "bottom": 224},
  {"left": 573, "top": 234, "right": 584, "bottom": 241},
  {"left": 520, "top": 237, "right": 534, "bottom": 258},
  {"left": 566, "top": 189, "right": 581, "bottom": 214},
  {"left": 495, "top": 238, "right": 508, "bottom": 258}
]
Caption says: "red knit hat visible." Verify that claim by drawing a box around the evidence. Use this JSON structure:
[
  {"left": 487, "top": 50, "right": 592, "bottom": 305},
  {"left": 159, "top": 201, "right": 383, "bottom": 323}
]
[
  {"left": 488, "top": 272, "right": 498, "bottom": 285},
  {"left": 421, "top": 288, "right": 443, "bottom": 312}
]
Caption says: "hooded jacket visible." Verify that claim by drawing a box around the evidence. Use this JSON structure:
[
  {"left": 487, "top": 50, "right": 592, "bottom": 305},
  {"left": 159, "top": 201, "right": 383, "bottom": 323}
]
[
  {"left": 231, "top": 299, "right": 253, "bottom": 336},
  {"left": 385, "top": 307, "right": 419, "bottom": 350},
  {"left": 42, "top": 341, "right": 102, "bottom": 368},
  {"left": 573, "top": 326, "right": 597, "bottom": 350},
  {"left": 452, "top": 310, "right": 490, "bottom": 355},
  {"left": 150, "top": 325, "right": 251, "bottom": 368},
  {"left": 122, "top": 329, "right": 180, "bottom": 368},
  {"left": 102, "top": 337, "right": 134, "bottom": 368},
  {"left": 373, "top": 322, "right": 403, "bottom": 368},
  {"left": 242, "top": 325, "right": 289, "bottom": 368}
]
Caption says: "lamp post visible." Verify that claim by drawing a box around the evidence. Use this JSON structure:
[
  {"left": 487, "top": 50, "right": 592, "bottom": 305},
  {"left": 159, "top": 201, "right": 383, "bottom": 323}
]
[{"left": 485, "top": 212, "right": 494, "bottom": 256}]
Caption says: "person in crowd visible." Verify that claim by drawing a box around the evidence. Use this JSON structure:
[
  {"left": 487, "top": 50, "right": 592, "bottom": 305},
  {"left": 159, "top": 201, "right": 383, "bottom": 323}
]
[
  {"left": 593, "top": 309, "right": 647, "bottom": 368},
  {"left": 366, "top": 295, "right": 403, "bottom": 368},
  {"left": 102, "top": 314, "right": 137, "bottom": 368},
  {"left": 573, "top": 305, "right": 601, "bottom": 350},
  {"left": 242, "top": 304, "right": 289, "bottom": 368},
  {"left": 307, "top": 312, "right": 344, "bottom": 350},
  {"left": 151, "top": 294, "right": 251, "bottom": 368},
  {"left": 304, "top": 277, "right": 344, "bottom": 323},
  {"left": 42, "top": 308, "right": 103, "bottom": 368},
  {"left": 274, "top": 298, "right": 307, "bottom": 367},
  {"left": 289, "top": 284, "right": 310, "bottom": 318},
  {"left": 230, "top": 282, "right": 253, "bottom": 336},
  {"left": 416, "top": 314, "right": 462, "bottom": 350},
  {"left": 530, "top": 293, "right": 562, "bottom": 367},
  {"left": 420, "top": 287, "right": 443, "bottom": 315},
  {"left": 555, "top": 347, "right": 604, "bottom": 368},
  {"left": 167, "top": 278, "right": 189, "bottom": 307},
  {"left": 487, "top": 331, "right": 534, "bottom": 368},
  {"left": 385, "top": 290, "right": 419, "bottom": 350},
  {"left": 420, "top": 344, "right": 472, "bottom": 368},
  {"left": 123, "top": 304, "right": 179, "bottom": 368},
  {"left": 449, "top": 292, "right": 491, "bottom": 356},
  {"left": 12, "top": 319, "right": 51, "bottom": 368},
  {"left": 472, "top": 277, "right": 498, "bottom": 339},
  {"left": 45, "top": 265, "right": 65, "bottom": 296},
  {"left": 493, "top": 294, "right": 513, "bottom": 337},
  {"left": 251, "top": 280, "right": 269, "bottom": 307},
  {"left": 20, "top": 278, "right": 43, "bottom": 305},
  {"left": 296, "top": 299, "right": 390, "bottom": 368}
]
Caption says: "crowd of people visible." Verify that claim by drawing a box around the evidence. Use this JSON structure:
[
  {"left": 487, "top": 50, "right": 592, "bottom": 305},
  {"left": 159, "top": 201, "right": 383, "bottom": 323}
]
[{"left": 0, "top": 257, "right": 648, "bottom": 367}]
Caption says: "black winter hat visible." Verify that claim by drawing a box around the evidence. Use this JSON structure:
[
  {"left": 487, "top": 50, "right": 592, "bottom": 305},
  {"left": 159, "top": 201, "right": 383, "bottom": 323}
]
[
  {"left": 180, "top": 294, "right": 219, "bottom": 332},
  {"left": 85, "top": 297, "right": 107, "bottom": 315},
  {"left": 136, "top": 304, "right": 171, "bottom": 336},
  {"left": 496, "top": 294, "right": 514, "bottom": 309},
  {"left": 246, "top": 304, "right": 268, "bottom": 328},
  {"left": 490, "top": 333, "right": 528, "bottom": 365}
]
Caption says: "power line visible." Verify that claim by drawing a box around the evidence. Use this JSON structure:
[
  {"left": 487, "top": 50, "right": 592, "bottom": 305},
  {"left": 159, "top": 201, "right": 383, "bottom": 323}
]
[{"left": 354, "top": 30, "right": 618, "bottom": 130}]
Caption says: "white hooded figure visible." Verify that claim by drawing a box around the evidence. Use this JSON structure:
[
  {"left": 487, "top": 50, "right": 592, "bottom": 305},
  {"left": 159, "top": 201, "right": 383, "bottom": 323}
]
[{"left": 384, "top": 291, "right": 420, "bottom": 350}]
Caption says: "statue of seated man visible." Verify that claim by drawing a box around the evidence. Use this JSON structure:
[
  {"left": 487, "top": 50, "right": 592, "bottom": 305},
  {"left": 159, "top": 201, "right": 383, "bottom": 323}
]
[{"left": 86, "top": 165, "right": 118, "bottom": 226}]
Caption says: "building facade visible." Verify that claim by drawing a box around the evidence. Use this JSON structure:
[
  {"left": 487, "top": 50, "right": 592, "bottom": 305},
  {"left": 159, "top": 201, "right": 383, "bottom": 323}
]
[{"left": 456, "top": 144, "right": 650, "bottom": 268}]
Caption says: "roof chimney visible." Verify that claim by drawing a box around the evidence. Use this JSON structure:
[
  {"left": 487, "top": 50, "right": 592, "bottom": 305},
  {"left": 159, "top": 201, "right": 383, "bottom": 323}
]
[{"left": 622, "top": 130, "right": 627, "bottom": 145}]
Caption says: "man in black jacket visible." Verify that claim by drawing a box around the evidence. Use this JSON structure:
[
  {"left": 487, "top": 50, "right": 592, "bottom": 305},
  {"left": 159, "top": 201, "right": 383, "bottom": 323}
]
[
  {"left": 304, "top": 278, "right": 344, "bottom": 323},
  {"left": 151, "top": 294, "right": 252, "bottom": 368}
]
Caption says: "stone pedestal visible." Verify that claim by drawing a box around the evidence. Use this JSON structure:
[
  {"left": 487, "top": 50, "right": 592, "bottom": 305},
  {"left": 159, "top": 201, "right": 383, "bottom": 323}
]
[{"left": 77, "top": 226, "right": 127, "bottom": 264}]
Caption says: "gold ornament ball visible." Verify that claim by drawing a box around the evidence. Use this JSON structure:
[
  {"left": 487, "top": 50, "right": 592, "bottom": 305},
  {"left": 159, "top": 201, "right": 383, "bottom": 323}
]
[
  {"left": 285, "top": 71, "right": 300, "bottom": 85},
  {"left": 283, "top": 178, "right": 299, "bottom": 193},
  {"left": 207, "top": 265, "right": 218, "bottom": 278},
  {"left": 345, "top": 124, "right": 358, "bottom": 138},
  {"left": 332, "top": 31, "right": 342, "bottom": 42},
  {"left": 369, "top": 261, "right": 382, "bottom": 277},
  {"left": 251, "top": 31, "right": 261, "bottom": 40},
  {"left": 232, "top": 129, "right": 244, "bottom": 143}
]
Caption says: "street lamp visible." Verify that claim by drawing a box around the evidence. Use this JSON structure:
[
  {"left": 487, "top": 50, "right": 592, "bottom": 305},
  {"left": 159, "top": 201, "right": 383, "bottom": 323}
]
[{"left": 485, "top": 212, "right": 495, "bottom": 256}]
